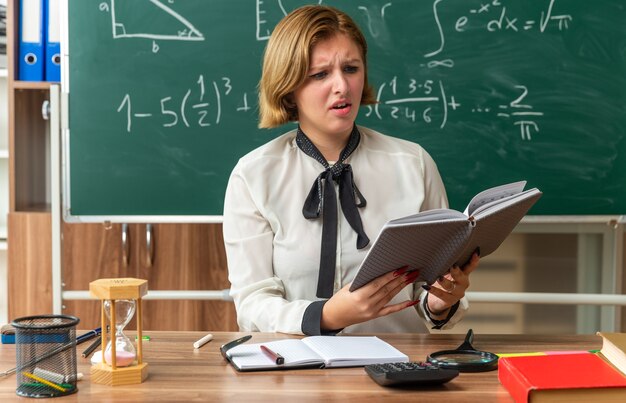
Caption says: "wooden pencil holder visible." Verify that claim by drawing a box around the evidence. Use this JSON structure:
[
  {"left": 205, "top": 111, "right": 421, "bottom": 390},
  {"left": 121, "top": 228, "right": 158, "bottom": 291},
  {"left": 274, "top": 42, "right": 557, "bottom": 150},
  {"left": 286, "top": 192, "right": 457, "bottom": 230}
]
[{"left": 89, "top": 278, "right": 149, "bottom": 386}]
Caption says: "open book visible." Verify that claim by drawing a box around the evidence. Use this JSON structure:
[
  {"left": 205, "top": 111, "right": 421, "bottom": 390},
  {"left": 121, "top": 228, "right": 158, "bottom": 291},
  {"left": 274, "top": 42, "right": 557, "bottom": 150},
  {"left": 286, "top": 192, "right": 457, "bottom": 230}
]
[
  {"left": 224, "top": 336, "right": 408, "bottom": 372},
  {"left": 350, "top": 181, "right": 542, "bottom": 291}
]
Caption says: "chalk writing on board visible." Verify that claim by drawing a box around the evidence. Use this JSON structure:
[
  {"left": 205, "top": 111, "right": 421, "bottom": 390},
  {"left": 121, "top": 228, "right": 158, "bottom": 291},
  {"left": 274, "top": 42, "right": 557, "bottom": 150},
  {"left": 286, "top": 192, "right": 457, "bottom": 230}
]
[
  {"left": 113, "top": 74, "right": 543, "bottom": 141},
  {"left": 102, "top": 1, "right": 558, "bottom": 141},
  {"left": 365, "top": 78, "right": 543, "bottom": 140},
  {"left": 116, "top": 76, "right": 249, "bottom": 133},
  {"left": 256, "top": 0, "right": 324, "bottom": 41},
  {"left": 475, "top": 85, "right": 544, "bottom": 140},
  {"left": 364, "top": 79, "right": 457, "bottom": 130},
  {"left": 101, "top": 0, "right": 205, "bottom": 53},
  {"left": 357, "top": 3, "right": 392, "bottom": 38},
  {"left": 425, "top": 0, "right": 572, "bottom": 67}
]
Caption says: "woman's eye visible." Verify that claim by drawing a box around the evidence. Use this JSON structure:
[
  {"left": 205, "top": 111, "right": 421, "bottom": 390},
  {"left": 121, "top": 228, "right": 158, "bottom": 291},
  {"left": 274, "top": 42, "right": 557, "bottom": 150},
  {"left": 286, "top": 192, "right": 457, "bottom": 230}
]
[
  {"left": 344, "top": 65, "right": 359, "bottom": 73},
  {"left": 310, "top": 71, "right": 327, "bottom": 80}
]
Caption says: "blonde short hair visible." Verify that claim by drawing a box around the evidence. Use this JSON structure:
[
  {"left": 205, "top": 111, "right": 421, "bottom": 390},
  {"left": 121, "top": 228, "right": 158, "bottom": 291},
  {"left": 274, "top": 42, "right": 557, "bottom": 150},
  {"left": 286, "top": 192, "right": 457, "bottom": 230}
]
[{"left": 258, "top": 5, "right": 376, "bottom": 128}]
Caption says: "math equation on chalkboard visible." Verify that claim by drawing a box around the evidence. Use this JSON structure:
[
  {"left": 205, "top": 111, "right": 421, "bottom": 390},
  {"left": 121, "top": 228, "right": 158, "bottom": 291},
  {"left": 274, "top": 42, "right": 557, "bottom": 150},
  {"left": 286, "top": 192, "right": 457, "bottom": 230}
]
[
  {"left": 97, "top": 0, "right": 574, "bottom": 143},
  {"left": 115, "top": 76, "right": 251, "bottom": 133}
]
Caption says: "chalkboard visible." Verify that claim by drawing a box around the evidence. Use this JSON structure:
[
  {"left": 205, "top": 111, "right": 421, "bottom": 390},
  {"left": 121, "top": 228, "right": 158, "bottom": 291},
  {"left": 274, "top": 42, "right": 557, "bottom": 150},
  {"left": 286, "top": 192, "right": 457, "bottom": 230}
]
[{"left": 65, "top": 0, "right": 626, "bottom": 221}]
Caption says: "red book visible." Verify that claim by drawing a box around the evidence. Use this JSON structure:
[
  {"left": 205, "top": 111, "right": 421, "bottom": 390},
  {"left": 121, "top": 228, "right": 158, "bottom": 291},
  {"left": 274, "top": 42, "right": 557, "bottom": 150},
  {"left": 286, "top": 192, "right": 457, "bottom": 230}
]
[{"left": 498, "top": 353, "right": 626, "bottom": 402}]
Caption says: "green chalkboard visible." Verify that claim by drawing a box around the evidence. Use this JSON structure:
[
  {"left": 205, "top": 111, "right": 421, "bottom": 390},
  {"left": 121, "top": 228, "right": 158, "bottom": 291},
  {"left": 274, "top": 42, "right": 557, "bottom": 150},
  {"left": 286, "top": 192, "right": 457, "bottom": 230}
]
[{"left": 66, "top": 0, "right": 626, "bottom": 220}]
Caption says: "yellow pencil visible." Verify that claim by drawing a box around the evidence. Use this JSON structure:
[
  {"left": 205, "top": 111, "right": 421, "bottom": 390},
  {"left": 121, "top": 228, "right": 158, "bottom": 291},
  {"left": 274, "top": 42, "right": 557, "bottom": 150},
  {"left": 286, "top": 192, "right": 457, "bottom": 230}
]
[
  {"left": 21, "top": 371, "right": 67, "bottom": 392},
  {"left": 497, "top": 352, "right": 546, "bottom": 358}
]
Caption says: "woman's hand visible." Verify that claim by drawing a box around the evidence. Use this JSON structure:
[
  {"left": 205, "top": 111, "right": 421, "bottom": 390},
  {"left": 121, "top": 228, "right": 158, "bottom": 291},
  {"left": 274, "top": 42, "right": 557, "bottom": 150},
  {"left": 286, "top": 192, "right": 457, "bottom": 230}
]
[
  {"left": 320, "top": 267, "right": 420, "bottom": 331},
  {"left": 424, "top": 251, "right": 480, "bottom": 319}
]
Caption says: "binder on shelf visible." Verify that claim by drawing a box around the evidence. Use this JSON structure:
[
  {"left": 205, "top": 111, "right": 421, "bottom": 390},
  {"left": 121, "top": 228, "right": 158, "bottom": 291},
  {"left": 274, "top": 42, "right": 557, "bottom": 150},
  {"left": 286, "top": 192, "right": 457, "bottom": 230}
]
[
  {"left": 18, "top": 0, "right": 45, "bottom": 81},
  {"left": 44, "top": 0, "right": 60, "bottom": 82}
]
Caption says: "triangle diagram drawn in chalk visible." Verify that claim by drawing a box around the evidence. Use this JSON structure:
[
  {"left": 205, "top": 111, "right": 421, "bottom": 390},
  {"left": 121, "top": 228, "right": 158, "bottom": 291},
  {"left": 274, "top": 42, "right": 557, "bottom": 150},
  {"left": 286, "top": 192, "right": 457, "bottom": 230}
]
[{"left": 111, "top": 0, "right": 204, "bottom": 41}]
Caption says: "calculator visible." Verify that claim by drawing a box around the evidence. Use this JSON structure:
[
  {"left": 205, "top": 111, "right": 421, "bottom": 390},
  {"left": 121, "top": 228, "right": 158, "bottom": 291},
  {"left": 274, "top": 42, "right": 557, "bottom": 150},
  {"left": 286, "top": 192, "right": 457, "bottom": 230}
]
[{"left": 364, "top": 361, "right": 459, "bottom": 387}]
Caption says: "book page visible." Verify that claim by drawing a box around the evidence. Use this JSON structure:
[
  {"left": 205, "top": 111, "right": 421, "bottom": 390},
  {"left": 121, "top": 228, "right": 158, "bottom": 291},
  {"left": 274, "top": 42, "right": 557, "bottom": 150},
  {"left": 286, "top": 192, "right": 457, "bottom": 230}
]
[
  {"left": 464, "top": 181, "right": 527, "bottom": 216},
  {"left": 471, "top": 188, "right": 538, "bottom": 217},
  {"left": 302, "top": 336, "right": 408, "bottom": 368},
  {"left": 472, "top": 188, "right": 541, "bottom": 219},
  {"left": 388, "top": 208, "right": 467, "bottom": 225},
  {"left": 227, "top": 339, "right": 323, "bottom": 370},
  {"left": 454, "top": 188, "right": 542, "bottom": 266}
]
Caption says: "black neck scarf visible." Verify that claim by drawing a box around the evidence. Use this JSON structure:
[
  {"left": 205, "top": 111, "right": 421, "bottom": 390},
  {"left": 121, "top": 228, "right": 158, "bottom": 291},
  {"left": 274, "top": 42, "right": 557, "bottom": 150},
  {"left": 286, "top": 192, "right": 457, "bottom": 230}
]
[{"left": 296, "top": 126, "right": 370, "bottom": 298}]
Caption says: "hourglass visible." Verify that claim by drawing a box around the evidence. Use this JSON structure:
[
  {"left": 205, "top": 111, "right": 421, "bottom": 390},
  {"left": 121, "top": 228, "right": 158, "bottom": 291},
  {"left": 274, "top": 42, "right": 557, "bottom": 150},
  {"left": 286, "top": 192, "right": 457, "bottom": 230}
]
[
  {"left": 89, "top": 278, "right": 149, "bottom": 386},
  {"left": 104, "top": 299, "right": 136, "bottom": 367}
]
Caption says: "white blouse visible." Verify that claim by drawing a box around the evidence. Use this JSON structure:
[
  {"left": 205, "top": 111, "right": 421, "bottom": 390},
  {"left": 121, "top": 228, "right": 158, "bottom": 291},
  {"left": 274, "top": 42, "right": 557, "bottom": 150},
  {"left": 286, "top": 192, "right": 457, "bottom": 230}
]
[{"left": 223, "top": 126, "right": 468, "bottom": 334}]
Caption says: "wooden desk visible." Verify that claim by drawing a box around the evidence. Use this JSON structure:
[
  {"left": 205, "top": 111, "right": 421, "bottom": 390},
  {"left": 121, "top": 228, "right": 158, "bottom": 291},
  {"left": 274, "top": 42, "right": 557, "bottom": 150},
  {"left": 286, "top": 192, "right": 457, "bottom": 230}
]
[{"left": 0, "top": 332, "right": 600, "bottom": 402}]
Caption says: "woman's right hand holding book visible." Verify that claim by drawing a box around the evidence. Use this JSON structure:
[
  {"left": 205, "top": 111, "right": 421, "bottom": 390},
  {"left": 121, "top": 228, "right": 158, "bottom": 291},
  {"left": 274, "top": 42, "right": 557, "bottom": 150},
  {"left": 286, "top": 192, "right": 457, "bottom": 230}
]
[{"left": 423, "top": 251, "right": 480, "bottom": 320}]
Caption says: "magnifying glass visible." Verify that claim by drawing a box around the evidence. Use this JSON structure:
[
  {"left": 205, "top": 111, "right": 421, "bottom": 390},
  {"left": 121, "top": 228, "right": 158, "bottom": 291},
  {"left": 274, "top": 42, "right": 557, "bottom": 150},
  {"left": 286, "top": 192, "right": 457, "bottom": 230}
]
[{"left": 426, "top": 329, "right": 498, "bottom": 372}]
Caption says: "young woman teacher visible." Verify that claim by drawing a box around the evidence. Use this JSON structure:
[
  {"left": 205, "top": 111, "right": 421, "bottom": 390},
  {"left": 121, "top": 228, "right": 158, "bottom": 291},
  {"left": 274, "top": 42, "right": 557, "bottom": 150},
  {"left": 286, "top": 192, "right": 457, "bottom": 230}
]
[{"left": 223, "top": 5, "right": 479, "bottom": 335}]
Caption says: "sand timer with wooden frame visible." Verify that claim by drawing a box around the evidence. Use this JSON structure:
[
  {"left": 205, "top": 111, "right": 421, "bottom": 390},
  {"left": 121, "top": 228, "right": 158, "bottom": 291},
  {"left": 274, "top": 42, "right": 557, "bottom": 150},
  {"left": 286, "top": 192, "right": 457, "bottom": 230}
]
[{"left": 89, "top": 278, "right": 149, "bottom": 386}]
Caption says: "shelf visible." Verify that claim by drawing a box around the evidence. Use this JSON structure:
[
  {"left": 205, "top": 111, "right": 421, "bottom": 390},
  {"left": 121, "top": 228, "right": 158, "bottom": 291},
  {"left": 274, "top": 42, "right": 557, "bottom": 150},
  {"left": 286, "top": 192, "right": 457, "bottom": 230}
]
[
  {"left": 0, "top": 240, "right": 6, "bottom": 251},
  {"left": 0, "top": 69, "right": 7, "bottom": 78},
  {"left": 0, "top": 150, "right": 8, "bottom": 159},
  {"left": 12, "top": 81, "right": 52, "bottom": 90},
  {"left": 15, "top": 204, "right": 52, "bottom": 213}
]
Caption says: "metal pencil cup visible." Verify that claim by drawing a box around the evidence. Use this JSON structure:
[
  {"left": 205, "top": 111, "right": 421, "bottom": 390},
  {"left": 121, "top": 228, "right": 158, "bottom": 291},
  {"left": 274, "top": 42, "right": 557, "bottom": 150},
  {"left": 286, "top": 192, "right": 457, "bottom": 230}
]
[{"left": 11, "top": 315, "right": 80, "bottom": 398}]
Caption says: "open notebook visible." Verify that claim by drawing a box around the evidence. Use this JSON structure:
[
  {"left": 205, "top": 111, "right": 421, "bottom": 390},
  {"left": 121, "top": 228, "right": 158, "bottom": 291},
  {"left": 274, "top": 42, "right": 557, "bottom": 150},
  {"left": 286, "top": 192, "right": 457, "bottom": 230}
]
[{"left": 224, "top": 336, "right": 409, "bottom": 372}]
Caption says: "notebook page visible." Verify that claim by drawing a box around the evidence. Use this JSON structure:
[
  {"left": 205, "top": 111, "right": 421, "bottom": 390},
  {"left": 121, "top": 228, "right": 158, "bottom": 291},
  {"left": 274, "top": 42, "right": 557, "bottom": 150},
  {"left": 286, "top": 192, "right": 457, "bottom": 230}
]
[
  {"left": 302, "top": 336, "right": 408, "bottom": 368},
  {"left": 227, "top": 339, "right": 323, "bottom": 369},
  {"left": 463, "top": 181, "right": 526, "bottom": 216}
]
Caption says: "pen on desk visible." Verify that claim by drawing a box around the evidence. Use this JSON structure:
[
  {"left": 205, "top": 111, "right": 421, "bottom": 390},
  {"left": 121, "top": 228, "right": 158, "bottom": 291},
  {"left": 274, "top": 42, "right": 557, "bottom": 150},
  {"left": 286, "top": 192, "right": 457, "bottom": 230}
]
[
  {"left": 82, "top": 336, "right": 102, "bottom": 358},
  {"left": 193, "top": 333, "right": 214, "bottom": 349},
  {"left": 260, "top": 345, "right": 285, "bottom": 365},
  {"left": 77, "top": 327, "right": 102, "bottom": 344}
]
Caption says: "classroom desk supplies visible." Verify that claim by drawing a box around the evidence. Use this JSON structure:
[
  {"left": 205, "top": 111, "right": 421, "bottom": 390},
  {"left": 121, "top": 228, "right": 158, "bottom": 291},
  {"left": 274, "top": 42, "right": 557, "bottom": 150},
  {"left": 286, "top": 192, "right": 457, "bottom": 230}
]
[
  {"left": 193, "top": 333, "right": 213, "bottom": 349},
  {"left": 350, "top": 181, "right": 541, "bottom": 290},
  {"left": 1, "top": 327, "right": 100, "bottom": 378},
  {"left": 11, "top": 315, "right": 79, "bottom": 398},
  {"left": 260, "top": 345, "right": 284, "bottom": 365},
  {"left": 224, "top": 336, "right": 408, "bottom": 372},
  {"left": 77, "top": 327, "right": 101, "bottom": 344},
  {"left": 427, "top": 329, "right": 498, "bottom": 372},
  {"left": 33, "top": 367, "right": 82, "bottom": 383},
  {"left": 364, "top": 361, "right": 459, "bottom": 387},
  {"left": 21, "top": 371, "right": 67, "bottom": 392},
  {"left": 220, "top": 335, "right": 252, "bottom": 361},
  {"left": 498, "top": 353, "right": 626, "bottom": 403},
  {"left": 597, "top": 332, "right": 626, "bottom": 376},
  {"left": 89, "top": 278, "right": 149, "bottom": 386},
  {"left": 0, "top": 331, "right": 605, "bottom": 401},
  {"left": 81, "top": 337, "right": 102, "bottom": 358},
  {"left": 2, "top": 323, "right": 81, "bottom": 345},
  {"left": 0, "top": 324, "right": 15, "bottom": 344}
]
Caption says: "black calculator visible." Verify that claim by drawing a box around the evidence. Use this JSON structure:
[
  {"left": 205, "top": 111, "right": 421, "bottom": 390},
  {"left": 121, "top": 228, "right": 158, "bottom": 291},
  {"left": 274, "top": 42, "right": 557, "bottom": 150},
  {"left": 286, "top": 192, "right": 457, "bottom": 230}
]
[{"left": 364, "top": 361, "right": 459, "bottom": 387}]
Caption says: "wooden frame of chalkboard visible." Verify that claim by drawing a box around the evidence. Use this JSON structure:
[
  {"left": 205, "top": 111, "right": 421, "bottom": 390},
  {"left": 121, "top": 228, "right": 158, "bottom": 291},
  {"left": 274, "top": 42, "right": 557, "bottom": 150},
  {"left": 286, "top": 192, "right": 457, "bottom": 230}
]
[{"left": 62, "top": 0, "right": 626, "bottom": 223}]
